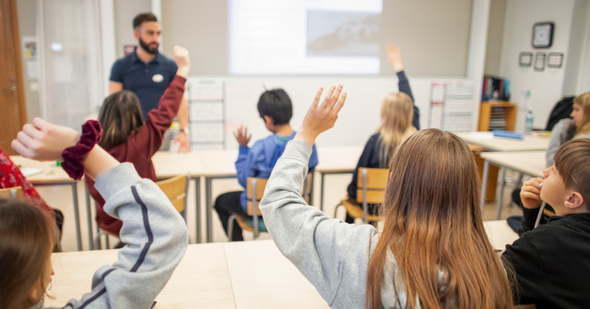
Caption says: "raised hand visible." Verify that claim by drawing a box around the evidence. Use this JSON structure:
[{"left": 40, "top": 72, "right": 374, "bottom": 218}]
[
  {"left": 174, "top": 45, "right": 190, "bottom": 78},
  {"left": 295, "top": 85, "right": 347, "bottom": 146},
  {"left": 12, "top": 117, "right": 80, "bottom": 161},
  {"left": 234, "top": 125, "right": 251, "bottom": 147},
  {"left": 386, "top": 43, "right": 404, "bottom": 72},
  {"left": 520, "top": 177, "right": 544, "bottom": 209}
]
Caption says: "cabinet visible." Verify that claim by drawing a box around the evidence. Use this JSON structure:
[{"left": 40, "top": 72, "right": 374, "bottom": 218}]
[{"left": 478, "top": 101, "right": 517, "bottom": 131}]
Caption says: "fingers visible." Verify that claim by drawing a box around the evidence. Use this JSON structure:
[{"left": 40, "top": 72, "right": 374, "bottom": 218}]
[
  {"left": 522, "top": 184, "right": 541, "bottom": 196},
  {"left": 22, "top": 124, "right": 42, "bottom": 140},
  {"left": 11, "top": 139, "right": 33, "bottom": 158},
  {"left": 17, "top": 131, "right": 36, "bottom": 149},
  {"left": 328, "top": 85, "right": 343, "bottom": 109},
  {"left": 334, "top": 92, "right": 347, "bottom": 113},
  {"left": 32, "top": 117, "right": 49, "bottom": 130},
  {"left": 311, "top": 87, "right": 324, "bottom": 107},
  {"left": 320, "top": 86, "right": 336, "bottom": 108}
]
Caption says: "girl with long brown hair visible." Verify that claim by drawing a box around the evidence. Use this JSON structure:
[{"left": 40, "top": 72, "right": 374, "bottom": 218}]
[
  {"left": 345, "top": 44, "right": 418, "bottom": 224},
  {"left": 259, "top": 85, "right": 513, "bottom": 308}
]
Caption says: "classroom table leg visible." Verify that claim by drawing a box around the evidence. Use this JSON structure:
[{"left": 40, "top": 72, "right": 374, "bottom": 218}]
[
  {"left": 480, "top": 160, "right": 490, "bottom": 213},
  {"left": 71, "top": 182, "right": 82, "bottom": 251},
  {"left": 496, "top": 167, "right": 507, "bottom": 220},
  {"left": 319, "top": 173, "right": 325, "bottom": 211},
  {"left": 195, "top": 177, "right": 201, "bottom": 244},
  {"left": 85, "top": 185, "right": 94, "bottom": 250},
  {"left": 206, "top": 177, "right": 213, "bottom": 243}
]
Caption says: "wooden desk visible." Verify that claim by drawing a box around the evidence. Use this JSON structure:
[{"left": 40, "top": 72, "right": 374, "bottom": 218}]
[
  {"left": 153, "top": 151, "right": 204, "bottom": 243},
  {"left": 456, "top": 132, "right": 549, "bottom": 152},
  {"left": 480, "top": 151, "right": 545, "bottom": 219},
  {"left": 315, "top": 146, "right": 363, "bottom": 211},
  {"left": 45, "top": 224, "right": 518, "bottom": 308},
  {"left": 45, "top": 243, "right": 235, "bottom": 309},
  {"left": 10, "top": 156, "right": 84, "bottom": 251}
]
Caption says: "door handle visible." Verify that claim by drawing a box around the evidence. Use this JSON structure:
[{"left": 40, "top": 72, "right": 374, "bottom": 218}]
[{"left": 3, "top": 86, "right": 16, "bottom": 93}]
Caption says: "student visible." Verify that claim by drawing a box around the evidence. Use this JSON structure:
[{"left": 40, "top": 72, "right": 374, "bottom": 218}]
[
  {"left": 503, "top": 139, "right": 590, "bottom": 308},
  {"left": 345, "top": 44, "right": 418, "bottom": 224},
  {"left": 510, "top": 92, "right": 590, "bottom": 223},
  {"left": 213, "top": 89, "right": 319, "bottom": 241},
  {"left": 546, "top": 92, "right": 590, "bottom": 166},
  {"left": 259, "top": 86, "right": 513, "bottom": 308},
  {"left": 7, "top": 118, "right": 188, "bottom": 308},
  {"left": 87, "top": 45, "right": 189, "bottom": 241}
]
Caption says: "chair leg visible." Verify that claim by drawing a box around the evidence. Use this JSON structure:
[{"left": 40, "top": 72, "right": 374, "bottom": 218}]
[
  {"left": 228, "top": 215, "right": 236, "bottom": 242},
  {"left": 333, "top": 203, "right": 342, "bottom": 219}
]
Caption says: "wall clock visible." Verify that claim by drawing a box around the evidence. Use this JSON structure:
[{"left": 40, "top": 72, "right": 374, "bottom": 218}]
[{"left": 532, "top": 22, "right": 554, "bottom": 48}]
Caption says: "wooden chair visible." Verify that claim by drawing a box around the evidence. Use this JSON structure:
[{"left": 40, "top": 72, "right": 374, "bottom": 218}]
[
  {"left": 0, "top": 186, "right": 24, "bottom": 200},
  {"left": 94, "top": 174, "right": 190, "bottom": 249},
  {"left": 228, "top": 173, "right": 312, "bottom": 241},
  {"left": 334, "top": 167, "right": 389, "bottom": 224}
]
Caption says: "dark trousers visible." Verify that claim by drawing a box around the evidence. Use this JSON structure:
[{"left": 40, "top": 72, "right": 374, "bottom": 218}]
[{"left": 214, "top": 191, "right": 259, "bottom": 241}]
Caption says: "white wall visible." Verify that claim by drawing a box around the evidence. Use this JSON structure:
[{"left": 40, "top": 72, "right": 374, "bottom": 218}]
[
  {"left": 499, "top": 0, "right": 576, "bottom": 129},
  {"left": 113, "top": 0, "right": 151, "bottom": 58},
  {"left": 193, "top": 76, "right": 467, "bottom": 149},
  {"left": 563, "top": 0, "right": 590, "bottom": 96}
]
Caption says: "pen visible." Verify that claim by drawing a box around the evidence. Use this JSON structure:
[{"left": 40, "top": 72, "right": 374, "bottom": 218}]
[{"left": 534, "top": 182, "right": 545, "bottom": 228}]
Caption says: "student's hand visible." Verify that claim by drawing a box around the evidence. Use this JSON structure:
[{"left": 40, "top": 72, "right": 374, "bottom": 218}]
[
  {"left": 234, "top": 125, "right": 251, "bottom": 147},
  {"left": 295, "top": 85, "right": 347, "bottom": 146},
  {"left": 174, "top": 46, "right": 190, "bottom": 78},
  {"left": 12, "top": 117, "right": 80, "bottom": 161},
  {"left": 386, "top": 43, "right": 404, "bottom": 73},
  {"left": 172, "top": 131, "right": 190, "bottom": 153},
  {"left": 520, "top": 177, "right": 544, "bottom": 209}
]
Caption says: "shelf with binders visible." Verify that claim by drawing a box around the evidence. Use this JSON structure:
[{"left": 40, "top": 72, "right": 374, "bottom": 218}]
[{"left": 478, "top": 101, "right": 517, "bottom": 132}]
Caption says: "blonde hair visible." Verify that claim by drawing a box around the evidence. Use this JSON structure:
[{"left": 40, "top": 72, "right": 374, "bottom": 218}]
[
  {"left": 376, "top": 92, "right": 416, "bottom": 167},
  {"left": 574, "top": 92, "right": 590, "bottom": 136},
  {"left": 366, "top": 129, "right": 513, "bottom": 309}
]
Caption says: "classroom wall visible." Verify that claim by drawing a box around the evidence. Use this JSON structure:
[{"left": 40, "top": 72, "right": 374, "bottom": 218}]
[
  {"left": 499, "top": 0, "right": 576, "bottom": 129},
  {"left": 16, "top": 0, "right": 40, "bottom": 124},
  {"left": 113, "top": 0, "right": 151, "bottom": 59},
  {"left": 484, "top": 0, "right": 506, "bottom": 76},
  {"left": 563, "top": 0, "right": 590, "bottom": 96}
]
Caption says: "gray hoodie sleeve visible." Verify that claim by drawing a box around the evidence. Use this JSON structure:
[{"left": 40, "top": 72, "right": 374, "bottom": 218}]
[
  {"left": 546, "top": 119, "right": 572, "bottom": 167},
  {"left": 54, "top": 163, "right": 188, "bottom": 309},
  {"left": 260, "top": 140, "right": 378, "bottom": 308}
]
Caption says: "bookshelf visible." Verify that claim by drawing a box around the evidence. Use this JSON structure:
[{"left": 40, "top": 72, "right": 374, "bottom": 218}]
[{"left": 478, "top": 101, "right": 517, "bottom": 131}]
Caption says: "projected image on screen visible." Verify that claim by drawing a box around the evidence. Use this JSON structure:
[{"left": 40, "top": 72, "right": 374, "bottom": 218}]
[
  {"left": 306, "top": 11, "right": 379, "bottom": 58},
  {"left": 229, "top": 0, "right": 383, "bottom": 75}
]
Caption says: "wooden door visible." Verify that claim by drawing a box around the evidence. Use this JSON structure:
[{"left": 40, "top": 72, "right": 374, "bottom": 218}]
[{"left": 0, "top": 0, "right": 27, "bottom": 155}]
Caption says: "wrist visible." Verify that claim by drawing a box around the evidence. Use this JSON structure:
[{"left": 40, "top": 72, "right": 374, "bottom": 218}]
[
  {"left": 294, "top": 130, "right": 317, "bottom": 147},
  {"left": 393, "top": 63, "right": 404, "bottom": 72},
  {"left": 176, "top": 67, "right": 190, "bottom": 78}
]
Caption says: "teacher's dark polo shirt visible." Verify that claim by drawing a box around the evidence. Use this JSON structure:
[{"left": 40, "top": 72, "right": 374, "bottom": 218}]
[{"left": 110, "top": 49, "right": 178, "bottom": 120}]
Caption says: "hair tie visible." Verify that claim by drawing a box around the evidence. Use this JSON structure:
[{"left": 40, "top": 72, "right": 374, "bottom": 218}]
[{"left": 61, "top": 120, "right": 102, "bottom": 180}]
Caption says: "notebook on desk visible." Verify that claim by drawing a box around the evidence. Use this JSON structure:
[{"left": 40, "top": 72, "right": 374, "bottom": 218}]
[{"left": 20, "top": 167, "right": 43, "bottom": 177}]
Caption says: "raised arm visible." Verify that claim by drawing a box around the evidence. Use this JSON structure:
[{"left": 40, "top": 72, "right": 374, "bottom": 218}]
[
  {"left": 139, "top": 46, "right": 191, "bottom": 156},
  {"left": 260, "top": 86, "right": 377, "bottom": 306},
  {"left": 12, "top": 119, "right": 188, "bottom": 309},
  {"left": 386, "top": 43, "right": 420, "bottom": 129}
]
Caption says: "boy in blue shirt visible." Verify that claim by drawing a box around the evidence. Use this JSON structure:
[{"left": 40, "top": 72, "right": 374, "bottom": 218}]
[{"left": 214, "top": 89, "right": 319, "bottom": 241}]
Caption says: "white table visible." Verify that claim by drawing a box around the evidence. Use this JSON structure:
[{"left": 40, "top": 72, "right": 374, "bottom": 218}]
[
  {"left": 44, "top": 222, "right": 518, "bottom": 308},
  {"left": 153, "top": 151, "right": 204, "bottom": 243},
  {"left": 456, "top": 132, "right": 550, "bottom": 152},
  {"left": 315, "top": 146, "right": 363, "bottom": 211},
  {"left": 456, "top": 132, "right": 549, "bottom": 212},
  {"left": 480, "top": 151, "right": 545, "bottom": 219},
  {"left": 11, "top": 156, "right": 84, "bottom": 251}
]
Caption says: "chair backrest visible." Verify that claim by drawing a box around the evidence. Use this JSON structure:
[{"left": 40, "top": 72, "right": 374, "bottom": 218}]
[
  {"left": 356, "top": 168, "right": 389, "bottom": 204},
  {"left": 0, "top": 186, "right": 24, "bottom": 200},
  {"left": 156, "top": 174, "right": 190, "bottom": 219},
  {"left": 247, "top": 173, "right": 312, "bottom": 216}
]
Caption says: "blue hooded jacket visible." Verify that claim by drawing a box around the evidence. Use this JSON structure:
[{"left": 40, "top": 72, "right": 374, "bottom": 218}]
[{"left": 235, "top": 131, "right": 318, "bottom": 211}]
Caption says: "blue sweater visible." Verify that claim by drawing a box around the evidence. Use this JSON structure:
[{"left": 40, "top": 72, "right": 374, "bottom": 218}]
[{"left": 236, "top": 131, "right": 318, "bottom": 211}]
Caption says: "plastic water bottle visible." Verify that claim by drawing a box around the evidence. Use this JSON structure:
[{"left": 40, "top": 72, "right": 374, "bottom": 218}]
[{"left": 525, "top": 109, "right": 534, "bottom": 135}]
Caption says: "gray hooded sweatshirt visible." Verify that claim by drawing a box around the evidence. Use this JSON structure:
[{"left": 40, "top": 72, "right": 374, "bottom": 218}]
[
  {"left": 39, "top": 163, "right": 188, "bottom": 308},
  {"left": 260, "top": 140, "right": 418, "bottom": 309}
]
